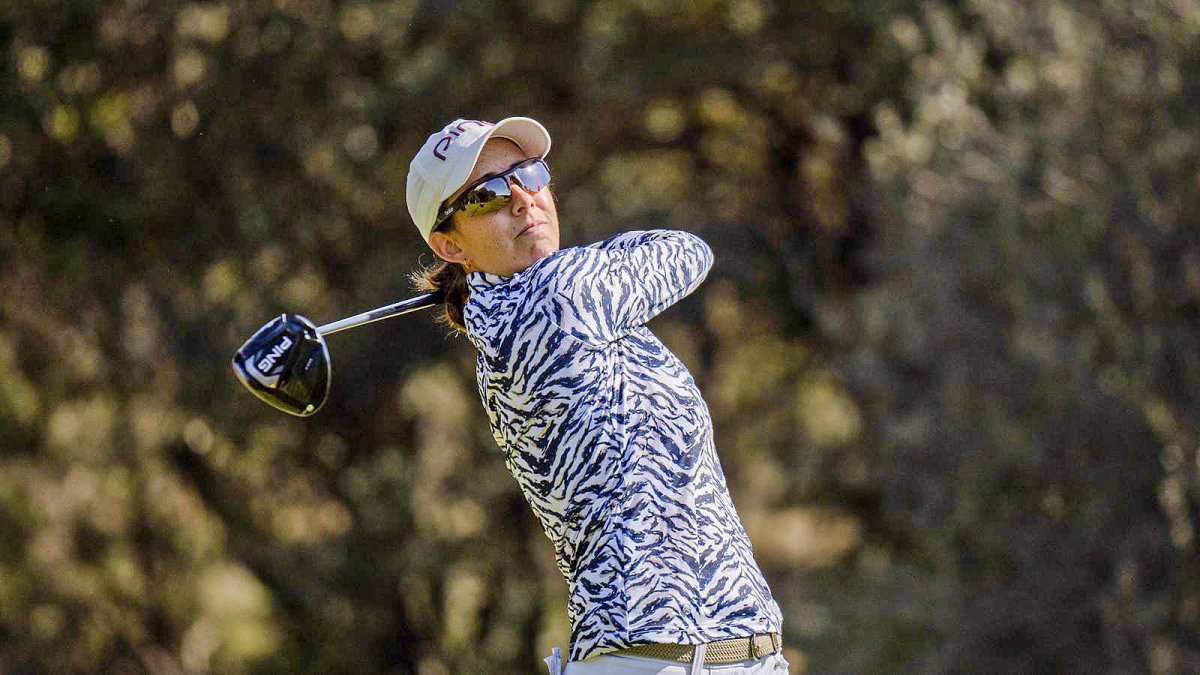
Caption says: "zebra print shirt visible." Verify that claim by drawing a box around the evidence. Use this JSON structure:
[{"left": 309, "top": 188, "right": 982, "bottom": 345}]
[{"left": 463, "top": 230, "right": 782, "bottom": 662}]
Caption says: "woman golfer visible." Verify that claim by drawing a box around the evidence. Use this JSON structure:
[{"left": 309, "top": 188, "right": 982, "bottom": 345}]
[{"left": 406, "top": 117, "right": 787, "bottom": 674}]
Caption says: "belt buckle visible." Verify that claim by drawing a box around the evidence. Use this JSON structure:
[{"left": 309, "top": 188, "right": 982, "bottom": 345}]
[{"left": 750, "top": 634, "right": 779, "bottom": 659}]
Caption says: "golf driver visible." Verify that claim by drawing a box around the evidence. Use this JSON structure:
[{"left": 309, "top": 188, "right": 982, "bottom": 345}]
[{"left": 231, "top": 291, "right": 443, "bottom": 416}]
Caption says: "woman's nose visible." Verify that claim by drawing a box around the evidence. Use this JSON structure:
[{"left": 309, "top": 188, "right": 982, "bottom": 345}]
[{"left": 509, "top": 183, "right": 537, "bottom": 214}]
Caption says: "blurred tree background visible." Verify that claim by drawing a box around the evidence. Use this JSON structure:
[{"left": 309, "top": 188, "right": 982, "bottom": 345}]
[{"left": 2, "top": 0, "right": 1199, "bottom": 672}]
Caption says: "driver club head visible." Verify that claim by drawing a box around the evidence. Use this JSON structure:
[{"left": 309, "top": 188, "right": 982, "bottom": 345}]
[{"left": 231, "top": 314, "right": 331, "bottom": 417}]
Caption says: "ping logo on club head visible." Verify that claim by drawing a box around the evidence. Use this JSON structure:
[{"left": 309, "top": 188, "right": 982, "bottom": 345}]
[{"left": 256, "top": 335, "right": 294, "bottom": 373}]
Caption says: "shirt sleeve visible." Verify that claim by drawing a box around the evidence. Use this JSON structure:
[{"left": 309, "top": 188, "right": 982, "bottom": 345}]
[
  {"left": 538, "top": 230, "right": 714, "bottom": 344},
  {"left": 582, "top": 230, "right": 662, "bottom": 252}
]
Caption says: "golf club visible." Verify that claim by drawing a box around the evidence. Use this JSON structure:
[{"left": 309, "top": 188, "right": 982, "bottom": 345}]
[{"left": 231, "top": 291, "right": 444, "bottom": 416}]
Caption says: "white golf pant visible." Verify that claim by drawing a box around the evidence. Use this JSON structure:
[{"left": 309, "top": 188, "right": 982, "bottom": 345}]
[{"left": 545, "top": 647, "right": 791, "bottom": 675}]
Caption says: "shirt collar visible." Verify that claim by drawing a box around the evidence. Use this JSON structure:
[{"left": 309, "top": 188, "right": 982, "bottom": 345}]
[
  {"left": 466, "top": 250, "right": 565, "bottom": 295},
  {"left": 467, "top": 270, "right": 510, "bottom": 294}
]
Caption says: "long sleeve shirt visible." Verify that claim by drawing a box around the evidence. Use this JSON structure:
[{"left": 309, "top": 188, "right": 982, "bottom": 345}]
[{"left": 462, "top": 230, "right": 783, "bottom": 662}]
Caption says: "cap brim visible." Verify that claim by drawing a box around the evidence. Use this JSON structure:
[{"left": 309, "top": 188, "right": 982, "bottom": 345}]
[{"left": 489, "top": 117, "right": 552, "bottom": 163}]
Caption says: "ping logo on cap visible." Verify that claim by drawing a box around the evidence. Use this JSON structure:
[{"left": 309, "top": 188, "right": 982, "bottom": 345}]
[{"left": 432, "top": 120, "right": 494, "bottom": 161}]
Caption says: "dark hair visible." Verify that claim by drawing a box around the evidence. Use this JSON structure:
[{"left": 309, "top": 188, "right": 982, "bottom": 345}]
[{"left": 411, "top": 219, "right": 470, "bottom": 333}]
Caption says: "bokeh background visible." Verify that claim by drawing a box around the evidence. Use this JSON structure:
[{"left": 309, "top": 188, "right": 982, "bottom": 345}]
[{"left": 3, "top": 0, "right": 1200, "bottom": 672}]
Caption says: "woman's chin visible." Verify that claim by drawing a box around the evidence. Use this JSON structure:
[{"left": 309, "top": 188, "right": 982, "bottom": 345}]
[{"left": 527, "top": 238, "right": 560, "bottom": 263}]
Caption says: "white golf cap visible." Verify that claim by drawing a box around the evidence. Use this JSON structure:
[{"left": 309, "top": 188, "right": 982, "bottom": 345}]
[{"left": 406, "top": 117, "right": 552, "bottom": 242}]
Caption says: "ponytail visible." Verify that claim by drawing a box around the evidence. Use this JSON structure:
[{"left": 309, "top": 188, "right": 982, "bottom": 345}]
[{"left": 412, "top": 260, "right": 470, "bottom": 333}]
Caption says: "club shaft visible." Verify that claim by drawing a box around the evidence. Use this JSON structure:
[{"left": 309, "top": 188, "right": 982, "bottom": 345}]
[{"left": 317, "top": 292, "right": 444, "bottom": 336}]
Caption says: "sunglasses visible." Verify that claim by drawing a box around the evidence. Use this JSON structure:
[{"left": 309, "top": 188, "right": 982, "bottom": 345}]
[{"left": 436, "top": 158, "right": 552, "bottom": 227}]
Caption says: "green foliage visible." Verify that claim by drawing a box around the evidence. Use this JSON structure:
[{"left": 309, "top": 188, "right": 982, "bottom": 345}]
[{"left": 1, "top": 0, "right": 1198, "bottom": 672}]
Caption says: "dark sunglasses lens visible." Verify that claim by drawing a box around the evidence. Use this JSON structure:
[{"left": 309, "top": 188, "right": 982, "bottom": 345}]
[
  {"left": 513, "top": 161, "right": 551, "bottom": 192},
  {"left": 461, "top": 177, "right": 511, "bottom": 216}
]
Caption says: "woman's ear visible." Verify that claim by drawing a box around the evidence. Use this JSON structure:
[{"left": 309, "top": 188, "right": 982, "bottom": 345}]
[{"left": 429, "top": 230, "right": 472, "bottom": 269}]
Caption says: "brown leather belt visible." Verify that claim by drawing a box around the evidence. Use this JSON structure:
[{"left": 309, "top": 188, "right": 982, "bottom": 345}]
[{"left": 614, "top": 633, "right": 782, "bottom": 665}]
